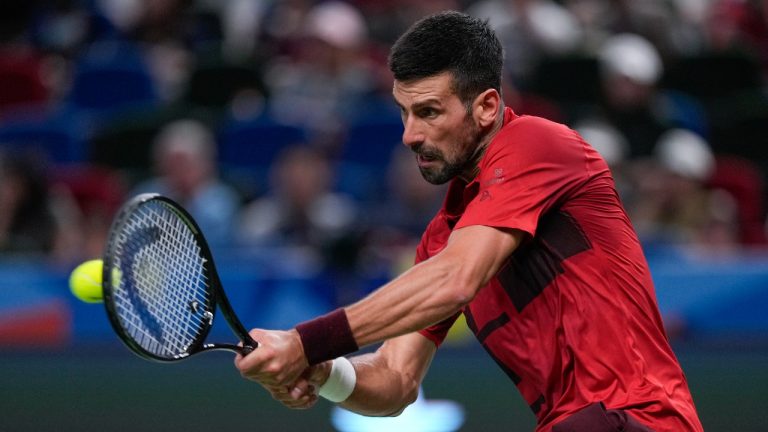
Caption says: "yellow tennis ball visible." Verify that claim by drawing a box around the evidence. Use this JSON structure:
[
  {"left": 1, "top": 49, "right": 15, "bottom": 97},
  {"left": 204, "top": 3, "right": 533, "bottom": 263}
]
[{"left": 69, "top": 259, "right": 104, "bottom": 303}]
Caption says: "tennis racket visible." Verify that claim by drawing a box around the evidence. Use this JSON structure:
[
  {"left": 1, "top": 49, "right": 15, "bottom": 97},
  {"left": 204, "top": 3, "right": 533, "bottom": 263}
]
[{"left": 102, "top": 193, "right": 257, "bottom": 362}]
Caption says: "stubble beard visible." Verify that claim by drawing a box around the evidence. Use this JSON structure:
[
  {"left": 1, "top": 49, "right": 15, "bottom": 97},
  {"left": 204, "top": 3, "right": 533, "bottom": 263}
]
[{"left": 415, "top": 117, "right": 483, "bottom": 185}]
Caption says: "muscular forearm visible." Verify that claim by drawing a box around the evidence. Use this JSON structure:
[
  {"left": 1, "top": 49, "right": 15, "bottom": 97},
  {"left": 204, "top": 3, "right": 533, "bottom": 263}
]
[
  {"left": 335, "top": 333, "right": 435, "bottom": 416},
  {"left": 346, "top": 251, "right": 472, "bottom": 347},
  {"left": 339, "top": 353, "right": 420, "bottom": 416}
]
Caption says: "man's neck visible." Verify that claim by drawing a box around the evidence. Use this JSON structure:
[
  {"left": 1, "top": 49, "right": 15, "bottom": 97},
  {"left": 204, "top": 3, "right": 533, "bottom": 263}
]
[{"left": 459, "top": 108, "right": 505, "bottom": 183}]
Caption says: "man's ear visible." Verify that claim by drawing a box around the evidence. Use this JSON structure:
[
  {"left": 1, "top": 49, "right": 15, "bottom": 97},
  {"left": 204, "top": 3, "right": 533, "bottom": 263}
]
[{"left": 473, "top": 89, "right": 501, "bottom": 128}]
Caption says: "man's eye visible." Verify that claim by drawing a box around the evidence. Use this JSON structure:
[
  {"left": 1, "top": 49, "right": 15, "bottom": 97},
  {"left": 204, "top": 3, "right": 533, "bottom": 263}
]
[{"left": 419, "top": 108, "right": 438, "bottom": 118}]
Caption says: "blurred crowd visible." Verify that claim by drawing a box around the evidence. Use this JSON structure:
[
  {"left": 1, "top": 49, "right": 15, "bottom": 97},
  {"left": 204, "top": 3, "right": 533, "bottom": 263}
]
[{"left": 1, "top": 0, "right": 767, "bottom": 291}]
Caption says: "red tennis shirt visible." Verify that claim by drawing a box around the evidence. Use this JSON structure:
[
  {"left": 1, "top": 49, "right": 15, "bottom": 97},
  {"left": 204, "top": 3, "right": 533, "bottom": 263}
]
[{"left": 417, "top": 108, "right": 703, "bottom": 431}]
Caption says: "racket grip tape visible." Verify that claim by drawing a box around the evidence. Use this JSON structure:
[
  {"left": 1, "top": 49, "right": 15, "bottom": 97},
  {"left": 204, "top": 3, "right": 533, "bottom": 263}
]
[{"left": 295, "top": 308, "right": 359, "bottom": 365}]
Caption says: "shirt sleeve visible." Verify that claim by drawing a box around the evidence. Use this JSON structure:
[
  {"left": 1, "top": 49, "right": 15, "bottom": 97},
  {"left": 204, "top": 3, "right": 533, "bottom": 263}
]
[
  {"left": 418, "top": 312, "right": 461, "bottom": 347},
  {"left": 456, "top": 116, "right": 593, "bottom": 236}
]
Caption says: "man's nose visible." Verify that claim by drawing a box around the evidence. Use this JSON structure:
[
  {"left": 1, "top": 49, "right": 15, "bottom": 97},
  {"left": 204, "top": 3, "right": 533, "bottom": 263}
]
[{"left": 401, "top": 117, "right": 424, "bottom": 148}]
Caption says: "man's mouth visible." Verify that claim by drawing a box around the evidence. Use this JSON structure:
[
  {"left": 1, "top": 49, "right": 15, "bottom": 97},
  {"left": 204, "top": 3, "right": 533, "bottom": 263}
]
[
  {"left": 419, "top": 153, "right": 435, "bottom": 161},
  {"left": 416, "top": 146, "right": 441, "bottom": 161},
  {"left": 417, "top": 153, "right": 438, "bottom": 167}
]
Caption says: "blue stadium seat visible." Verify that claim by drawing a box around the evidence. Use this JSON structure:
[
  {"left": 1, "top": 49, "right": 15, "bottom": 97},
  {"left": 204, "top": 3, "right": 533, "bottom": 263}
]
[
  {"left": 66, "top": 40, "right": 158, "bottom": 114},
  {"left": 0, "top": 109, "right": 86, "bottom": 163},
  {"left": 217, "top": 114, "right": 308, "bottom": 196},
  {"left": 336, "top": 114, "right": 403, "bottom": 201},
  {"left": 341, "top": 118, "right": 403, "bottom": 166},
  {"left": 218, "top": 115, "right": 307, "bottom": 168}
]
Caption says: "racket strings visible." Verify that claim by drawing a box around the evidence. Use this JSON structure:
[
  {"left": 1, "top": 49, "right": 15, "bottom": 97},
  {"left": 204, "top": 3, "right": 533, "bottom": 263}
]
[
  {"left": 120, "top": 207, "right": 206, "bottom": 355},
  {"left": 111, "top": 201, "right": 213, "bottom": 358}
]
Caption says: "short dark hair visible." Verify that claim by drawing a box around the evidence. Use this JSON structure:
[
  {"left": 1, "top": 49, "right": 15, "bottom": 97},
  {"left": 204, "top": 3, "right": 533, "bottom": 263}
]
[{"left": 388, "top": 11, "right": 503, "bottom": 106}]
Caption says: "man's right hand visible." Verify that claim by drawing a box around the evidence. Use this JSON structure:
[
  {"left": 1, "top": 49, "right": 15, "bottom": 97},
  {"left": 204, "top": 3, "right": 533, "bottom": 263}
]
[{"left": 266, "top": 361, "right": 333, "bottom": 409}]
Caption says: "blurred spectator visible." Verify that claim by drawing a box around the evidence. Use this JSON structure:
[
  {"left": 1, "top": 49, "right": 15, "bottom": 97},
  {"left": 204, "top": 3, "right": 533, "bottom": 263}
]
[
  {"left": 50, "top": 163, "right": 127, "bottom": 262},
  {"left": 0, "top": 152, "right": 77, "bottom": 259},
  {"left": 575, "top": 118, "right": 630, "bottom": 169},
  {"left": 706, "top": 155, "right": 768, "bottom": 246},
  {"left": 211, "top": 0, "right": 270, "bottom": 60},
  {"left": 468, "top": 0, "right": 583, "bottom": 88},
  {"left": 626, "top": 128, "right": 740, "bottom": 249},
  {"left": 603, "top": 0, "right": 683, "bottom": 57},
  {"left": 564, "top": 0, "right": 705, "bottom": 57},
  {"left": 0, "top": 45, "right": 53, "bottom": 116},
  {"left": 96, "top": 0, "right": 224, "bottom": 104},
  {"left": 264, "top": 1, "right": 378, "bottom": 149},
  {"left": 594, "top": 32, "right": 669, "bottom": 158},
  {"left": 131, "top": 119, "right": 241, "bottom": 245},
  {"left": 238, "top": 145, "right": 360, "bottom": 270},
  {"left": 100, "top": 0, "right": 204, "bottom": 45},
  {"left": 30, "top": 1, "right": 91, "bottom": 55},
  {"left": 706, "top": 0, "right": 768, "bottom": 69}
]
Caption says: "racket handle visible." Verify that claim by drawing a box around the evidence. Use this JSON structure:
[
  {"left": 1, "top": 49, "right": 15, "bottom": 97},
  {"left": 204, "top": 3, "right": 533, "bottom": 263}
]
[{"left": 240, "top": 344, "right": 256, "bottom": 355}]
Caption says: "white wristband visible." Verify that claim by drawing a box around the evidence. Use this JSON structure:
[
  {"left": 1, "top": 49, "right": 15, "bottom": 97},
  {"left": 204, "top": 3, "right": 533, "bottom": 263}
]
[{"left": 318, "top": 357, "right": 356, "bottom": 403}]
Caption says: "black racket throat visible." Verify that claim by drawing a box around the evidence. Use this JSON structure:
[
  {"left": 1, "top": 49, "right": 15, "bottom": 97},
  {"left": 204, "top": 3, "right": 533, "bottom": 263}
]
[
  {"left": 203, "top": 343, "right": 256, "bottom": 355},
  {"left": 102, "top": 193, "right": 257, "bottom": 363}
]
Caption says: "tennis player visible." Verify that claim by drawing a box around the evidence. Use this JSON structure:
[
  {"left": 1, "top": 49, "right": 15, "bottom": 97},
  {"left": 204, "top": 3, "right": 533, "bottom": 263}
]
[{"left": 235, "top": 11, "right": 703, "bottom": 432}]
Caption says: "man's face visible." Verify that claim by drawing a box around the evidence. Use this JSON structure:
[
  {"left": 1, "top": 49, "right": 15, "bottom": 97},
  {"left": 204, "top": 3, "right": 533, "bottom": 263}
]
[{"left": 393, "top": 72, "right": 482, "bottom": 184}]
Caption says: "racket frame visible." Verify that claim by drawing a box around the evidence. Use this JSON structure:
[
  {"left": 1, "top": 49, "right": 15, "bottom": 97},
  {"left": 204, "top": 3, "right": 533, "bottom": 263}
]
[{"left": 102, "top": 193, "right": 257, "bottom": 362}]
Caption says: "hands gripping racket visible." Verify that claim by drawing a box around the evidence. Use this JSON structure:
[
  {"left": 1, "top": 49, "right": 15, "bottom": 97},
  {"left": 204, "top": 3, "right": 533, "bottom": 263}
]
[{"left": 103, "top": 193, "right": 257, "bottom": 362}]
